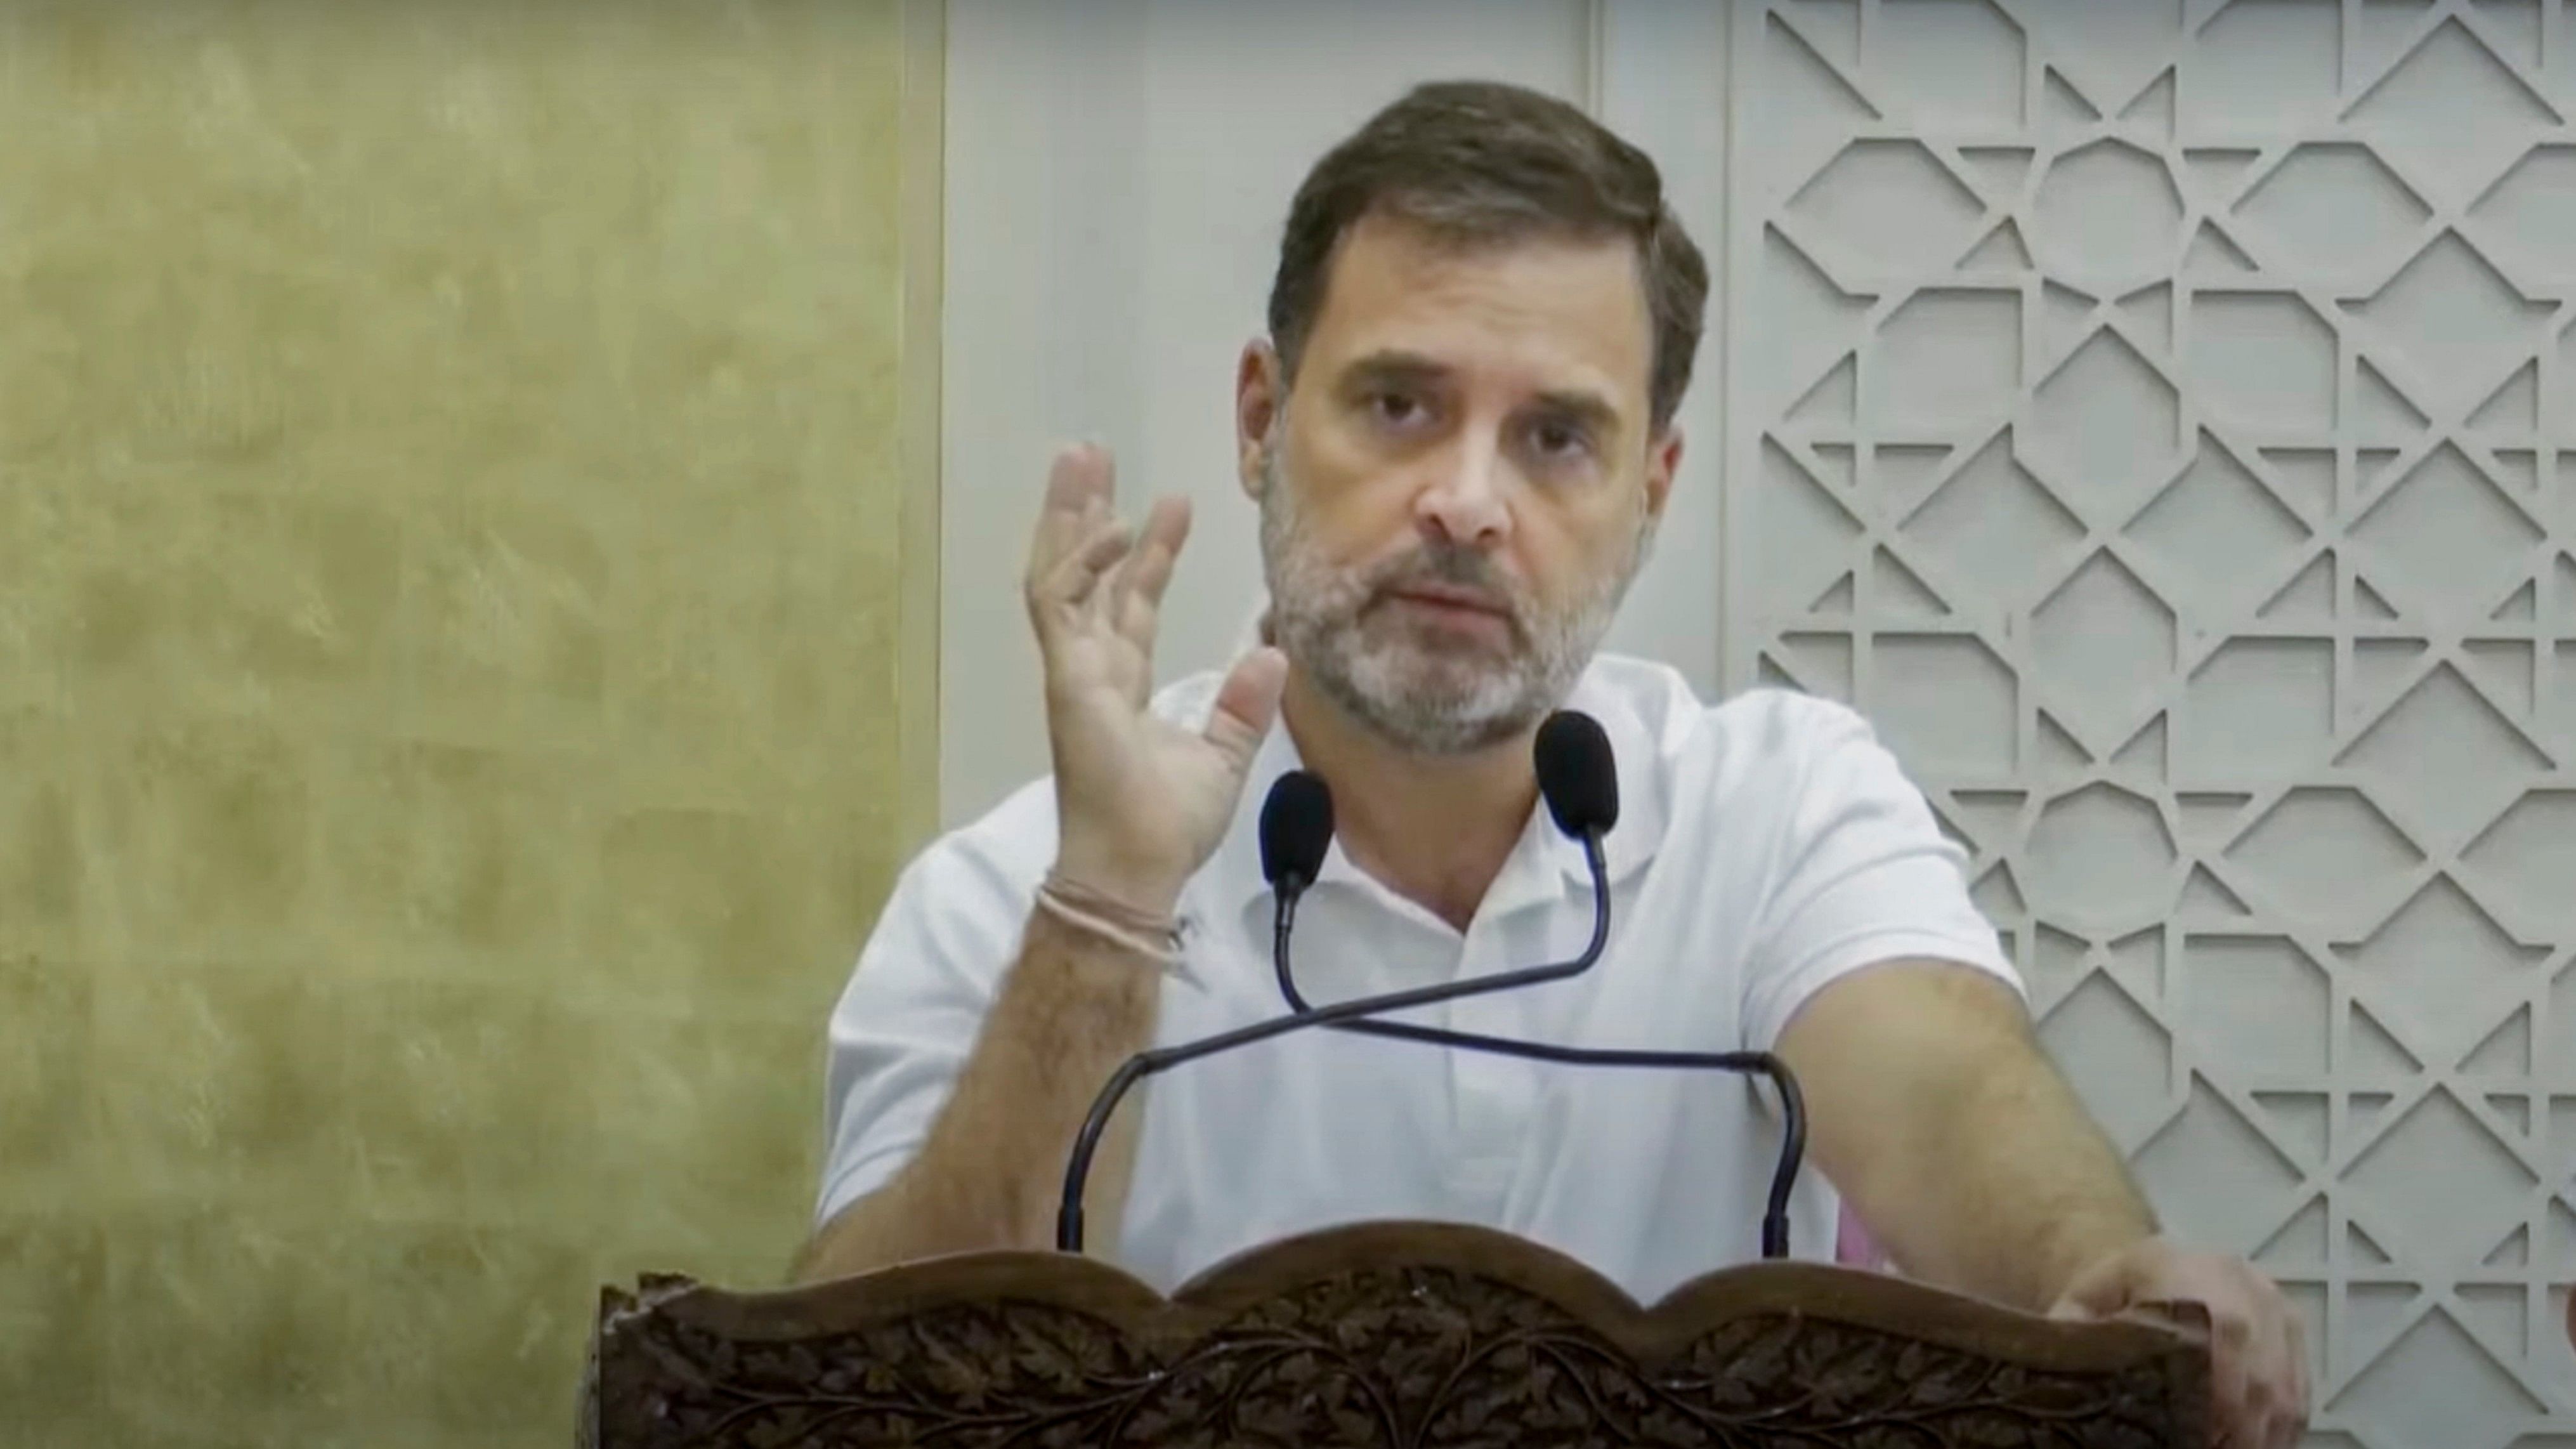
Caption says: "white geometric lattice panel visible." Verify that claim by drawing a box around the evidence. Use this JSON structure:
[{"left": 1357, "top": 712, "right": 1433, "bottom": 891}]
[{"left": 1726, "top": 3, "right": 2576, "bottom": 1444}]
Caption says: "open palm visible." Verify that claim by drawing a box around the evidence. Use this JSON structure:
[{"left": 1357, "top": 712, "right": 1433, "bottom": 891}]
[{"left": 1023, "top": 444, "right": 1287, "bottom": 908}]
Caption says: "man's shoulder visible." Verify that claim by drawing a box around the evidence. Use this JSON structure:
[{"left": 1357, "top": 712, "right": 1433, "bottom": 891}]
[{"left": 1583, "top": 652, "right": 1875, "bottom": 772}]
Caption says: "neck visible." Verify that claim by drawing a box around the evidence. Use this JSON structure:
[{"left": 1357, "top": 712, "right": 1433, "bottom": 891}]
[{"left": 1281, "top": 665, "right": 1540, "bottom": 933}]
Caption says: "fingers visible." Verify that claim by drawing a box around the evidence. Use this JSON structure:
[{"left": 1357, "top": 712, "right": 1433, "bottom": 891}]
[
  {"left": 1026, "top": 442, "right": 1205, "bottom": 663},
  {"left": 2053, "top": 1247, "right": 2308, "bottom": 1449},
  {"left": 1026, "top": 443, "right": 1128, "bottom": 637},
  {"left": 1029, "top": 515, "right": 1138, "bottom": 636},
  {"left": 2217, "top": 1261, "right": 2305, "bottom": 1449},
  {"left": 1202, "top": 646, "right": 1290, "bottom": 773},
  {"left": 1064, "top": 521, "right": 1138, "bottom": 610},
  {"left": 1115, "top": 495, "right": 1192, "bottom": 612},
  {"left": 2048, "top": 1252, "right": 2142, "bottom": 1322},
  {"left": 1111, "top": 495, "right": 1193, "bottom": 645},
  {"left": 1045, "top": 440, "right": 1115, "bottom": 518},
  {"left": 2210, "top": 1268, "right": 2306, "bottom": 1449},
  {"left": 1030, "top": 443, "right": 1113, "bottom": 577}
]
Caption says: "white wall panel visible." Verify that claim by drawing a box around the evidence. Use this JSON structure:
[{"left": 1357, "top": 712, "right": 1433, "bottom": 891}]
[
  {"left": 1696, "top": 1, "right": 2576, "bottom": 1442},
  {"left": 941, "top": 0, "right": 1596, "bottom": 825}
]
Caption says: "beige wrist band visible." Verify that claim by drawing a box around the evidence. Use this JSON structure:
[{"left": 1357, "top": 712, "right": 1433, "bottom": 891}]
[{"left": 1033, "top": 872, "right": 1188, "bottom": 976}]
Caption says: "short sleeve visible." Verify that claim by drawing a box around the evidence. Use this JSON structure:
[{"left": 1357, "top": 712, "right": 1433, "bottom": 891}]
[
  {"left": 813, "top": 820, "right": 1043, "bottom": 1230},
  {"left": 1739, "top": 698, "right": 2021, "bottom": 1053}
]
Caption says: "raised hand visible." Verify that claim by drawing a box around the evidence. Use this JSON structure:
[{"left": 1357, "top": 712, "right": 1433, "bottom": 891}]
[{"left": 1023, "top": 443, "right": 1289, "bottom": 914}]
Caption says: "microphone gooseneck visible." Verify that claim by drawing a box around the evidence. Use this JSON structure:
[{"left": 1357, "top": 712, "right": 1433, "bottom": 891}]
[
  {"left": 1291, "top": 1025, "right": 1806, "bottom": 1261},
  {"left": 1268, "top": 712, "right": 1616, "bottom": 1017},
  {"left": 1244, "top": 709, "right": 1810, "bottom": 1262},
  {"left": 1262, "top": 770, "right": 1335, "bottom": 1012},
  {"left": 1057, "top": 828, "right": 1612, "bottom": 1255}
]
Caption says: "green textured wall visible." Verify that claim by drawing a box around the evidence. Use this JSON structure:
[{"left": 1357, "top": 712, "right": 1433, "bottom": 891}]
[{"left": 0, "top": 2, "right": 941, "bottom": 1444}]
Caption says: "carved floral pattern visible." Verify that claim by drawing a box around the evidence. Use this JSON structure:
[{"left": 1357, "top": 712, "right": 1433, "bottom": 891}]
[{"left": 588, "top": 1261, "right": 2196, "bottom": 1448}]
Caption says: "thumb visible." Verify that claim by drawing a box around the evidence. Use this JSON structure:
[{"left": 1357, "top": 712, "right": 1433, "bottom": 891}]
[
  {"left": 1203, "top": 646, "right": 1288, "bottom": 773},
  {"left": 2050, "top": 1249, "right": 2150, "bottom": 1322}
]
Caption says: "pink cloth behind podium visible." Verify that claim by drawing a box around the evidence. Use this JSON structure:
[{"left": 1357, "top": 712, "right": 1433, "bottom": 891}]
[{"left": 1836, "top": 1205, "right": 1890, "bottom": 1272}]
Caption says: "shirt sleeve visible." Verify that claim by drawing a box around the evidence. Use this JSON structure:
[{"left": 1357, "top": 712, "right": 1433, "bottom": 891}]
[
  {"left": 1739, "top": 695, "right": 2022, "bottom": 1054},
  {"left": 813, "top": 823, "right": 1039, "bottom": 1231}
]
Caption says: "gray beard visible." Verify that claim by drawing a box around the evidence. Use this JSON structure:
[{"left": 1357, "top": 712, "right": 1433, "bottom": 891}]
[{"left": 1253, "top": 443, "right": 1652, "bottom": 756}]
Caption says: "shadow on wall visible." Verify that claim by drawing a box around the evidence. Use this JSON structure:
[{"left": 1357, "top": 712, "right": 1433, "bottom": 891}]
[{"left": 0, "top": 3, "right": 934, "bottom": 1445}]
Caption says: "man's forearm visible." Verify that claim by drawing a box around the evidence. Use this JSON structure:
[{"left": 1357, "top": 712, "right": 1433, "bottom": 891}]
[
  {"left": 1783, "top": 964, "right": 2159, "bottom": 1313},
  {"left": 1907, "top": 1049, "right": 2159, "bottom": 1310},
  {"left": 794, "top": 906, "right": 1161, "bottom": 1282}
]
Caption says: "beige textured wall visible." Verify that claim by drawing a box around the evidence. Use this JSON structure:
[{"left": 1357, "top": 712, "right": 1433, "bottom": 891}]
[{"left": 0, "top": 2, "right": 941, "bottom": 1444}]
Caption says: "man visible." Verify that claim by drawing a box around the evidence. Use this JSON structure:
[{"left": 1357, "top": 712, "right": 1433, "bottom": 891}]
[{"left": 799, "top": 81, "right": 2306, "bottom": 1446}]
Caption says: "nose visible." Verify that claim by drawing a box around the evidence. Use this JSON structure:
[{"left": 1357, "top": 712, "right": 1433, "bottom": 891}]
[{"left": 1411, "top": 436, "right": 1512, "bottom": 551}]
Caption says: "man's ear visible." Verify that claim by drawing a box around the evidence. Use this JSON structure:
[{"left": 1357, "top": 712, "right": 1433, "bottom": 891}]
[
  {"left": 1236, "top": 339, "right": 1285, "bottom": 500},
  {"left": 1643, "top": 426, "right": 1684, "bottom": 522}
]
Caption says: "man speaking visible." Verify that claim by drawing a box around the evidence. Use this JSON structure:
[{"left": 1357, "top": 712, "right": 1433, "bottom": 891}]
[{"left": 797, "top": 81, "right": 2306, "bottom": 1448}]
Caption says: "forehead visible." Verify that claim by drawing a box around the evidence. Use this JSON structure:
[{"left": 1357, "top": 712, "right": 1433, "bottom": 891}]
[{"left": 1302, "top": 213, "right": 1654, "bottom": 405}]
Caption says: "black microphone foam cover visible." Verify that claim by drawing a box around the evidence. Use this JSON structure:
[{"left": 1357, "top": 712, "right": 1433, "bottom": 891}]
[
  {"left": 1259, "top": 770, "right": 1335, "bottom": 891},
  {"left": 1534, "top": 710, "right": 1618, "bottom": 839}
]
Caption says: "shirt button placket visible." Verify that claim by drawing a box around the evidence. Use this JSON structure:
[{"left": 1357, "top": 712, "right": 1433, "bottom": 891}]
[{"left": 1445, "top": 920, "right": 1524, "bottom": 1214}]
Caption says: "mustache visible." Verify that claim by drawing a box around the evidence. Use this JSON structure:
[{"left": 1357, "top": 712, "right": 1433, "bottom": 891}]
[{"left": 1364, "top": 546, "right": 1527, "bottom": 629}]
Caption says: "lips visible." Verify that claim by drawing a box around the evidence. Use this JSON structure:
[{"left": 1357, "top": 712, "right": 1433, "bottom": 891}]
[{"left": 1385, "top": 586, "right": 1510, "bottom": 620}]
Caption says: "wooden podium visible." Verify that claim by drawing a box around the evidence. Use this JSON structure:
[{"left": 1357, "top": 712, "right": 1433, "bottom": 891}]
[{"left": 578, "top": 1221, "right": 2208, "bottom": 1446}]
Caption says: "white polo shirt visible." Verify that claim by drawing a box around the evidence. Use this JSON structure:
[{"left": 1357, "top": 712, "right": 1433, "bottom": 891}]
[{"left": 816, "top": 653, "right": 2018, "bottom": 1305}]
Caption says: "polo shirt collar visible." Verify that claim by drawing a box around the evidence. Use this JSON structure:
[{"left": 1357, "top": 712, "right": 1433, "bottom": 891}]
[{"left": 1203, "top": 661, "right": 1670, "bottom": 919}]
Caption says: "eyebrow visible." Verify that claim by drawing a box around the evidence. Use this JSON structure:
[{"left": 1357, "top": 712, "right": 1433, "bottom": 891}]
[
  {"left": 1338, "top": 350, "right": 1626, "bottom": 435},
  {"left": 1529, "top": 388, "right": 1620, "bottom": 438},
  {"left": 1337, "top": 350, "right": 1451, "bottom": 392}
]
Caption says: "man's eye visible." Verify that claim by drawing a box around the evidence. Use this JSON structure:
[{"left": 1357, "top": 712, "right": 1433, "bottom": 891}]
[
  {"left": 1532, "top": 420, "right": 1592, "bottom": 458},
  {"left": 1369, "top": 391, "right": 1424, "bottom": 426}
]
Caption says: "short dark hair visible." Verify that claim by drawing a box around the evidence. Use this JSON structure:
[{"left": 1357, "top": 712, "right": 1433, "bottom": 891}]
[{"left": 1265, "top": 80, "right": 1709, "bottom": 435}]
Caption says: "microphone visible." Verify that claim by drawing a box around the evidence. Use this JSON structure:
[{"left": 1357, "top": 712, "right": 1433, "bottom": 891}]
[
  {"left": 1269, "top": 711, "right": 1611, "bottom": 1014},
  {"left": 1254, "top": 727, "right": 1807, "bottom": 1261},
  {"left": 1262, "top": 773, "right": 1331, "bottom": 1013},
  {"left": 1057, "top": 712, "right": 1619, "bottom": 1257},
  {"left": 1055, "top": 711, "right": 1808, "bottom": 1264},
  {"left": 1260, "top": 769, "right": 1337, "bottom": 1013},
  {"left": 1534, "top": 707, "right": 1619, "bottom": 839}
]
